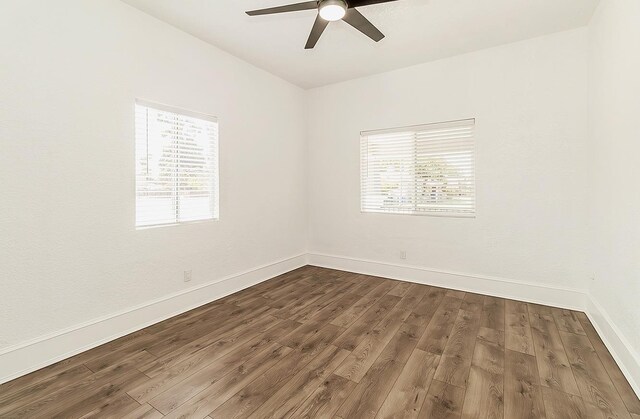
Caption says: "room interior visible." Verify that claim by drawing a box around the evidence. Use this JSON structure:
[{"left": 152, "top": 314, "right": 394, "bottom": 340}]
[{"left": 0, "top": 0, "right": 639, "bottom": 418}]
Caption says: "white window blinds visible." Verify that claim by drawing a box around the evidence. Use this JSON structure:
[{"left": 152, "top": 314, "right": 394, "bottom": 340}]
[
  {"left": 361, "top": 119, "right": 475, "bottom": 217},
  {"left": 135, "top": 99, "right": 219, "bottom": 228}
]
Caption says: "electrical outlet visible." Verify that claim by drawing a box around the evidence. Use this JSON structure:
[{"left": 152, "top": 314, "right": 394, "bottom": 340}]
[
  {"left": 184, "top": 270, "right": 192, "bottom": 282},
  {"left": 400, "top": 250, "right": 407, "bottom": 260}
]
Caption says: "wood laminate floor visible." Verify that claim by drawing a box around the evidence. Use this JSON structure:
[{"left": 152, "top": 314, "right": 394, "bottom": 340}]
[{"left": 1, "top": 266, "right": 639, "bottom": 418}]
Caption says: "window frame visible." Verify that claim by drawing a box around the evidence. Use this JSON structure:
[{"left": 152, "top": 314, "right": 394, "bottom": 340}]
[
  {"left": 360, "top": 118, "right": 476, "bottom": 218},
  {"left": 134, "top": 98, "right": 220, "bottom": 229}
]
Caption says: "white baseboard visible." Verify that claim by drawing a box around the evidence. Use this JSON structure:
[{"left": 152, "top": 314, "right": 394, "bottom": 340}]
[
  {"left": 308, "top": 252, "right": 639, "bottom": 398},
  {"left": 0, "top": 253, "right": 307, "bottom": 385},
  {"left": 2, "top": 251, "right": 637, "bottom": 401},
  {"left": 307, "top": 253, "right": 588, "bottom": 310},
  {"left": 585, "top": 296, "right": 640, "bottom": 397}
]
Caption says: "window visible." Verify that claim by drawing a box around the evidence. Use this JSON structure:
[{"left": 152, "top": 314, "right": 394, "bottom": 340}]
[
  {"left": 360, "top": 119, "right": 475, "bottom": 217},
  {"left": 135, "top": 99, "right": 219, "bottom": 228}
]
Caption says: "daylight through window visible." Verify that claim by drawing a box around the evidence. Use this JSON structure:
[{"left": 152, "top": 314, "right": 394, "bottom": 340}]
[
  {"left": 135, "top": 100, "right": 219, "bottom": 228},
  {"left": 360, "top": 119, "right": 475, "bottom": 217}
]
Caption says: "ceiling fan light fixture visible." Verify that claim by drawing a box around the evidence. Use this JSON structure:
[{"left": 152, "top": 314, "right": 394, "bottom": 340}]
[{"left": 319, "top": 0, "right": 347, "bottom": 21}]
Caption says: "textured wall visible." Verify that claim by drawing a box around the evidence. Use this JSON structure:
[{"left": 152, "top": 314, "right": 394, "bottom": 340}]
[
  {"left": 307, "top": 28, "right": 590, "bottom": 290},
  {"left": 0, "top": 0, "right": 307, "bottom": 347},
  {"left": 588, "top": 0, "right": 640, "bottom": 354}
]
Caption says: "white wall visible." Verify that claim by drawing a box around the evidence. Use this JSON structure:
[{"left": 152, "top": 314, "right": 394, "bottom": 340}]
[
  {"left": 0, "top": 0, "right": 306, "bottom": 350},
  {"left": 307, "top": 28, "right": 590, "bottom": 291},
  {"left": 588, "top": 0, "right": 640, "bottom": 364}
]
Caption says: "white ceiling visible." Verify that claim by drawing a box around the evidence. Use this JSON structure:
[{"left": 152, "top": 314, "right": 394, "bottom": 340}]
[{"left": 120, "top": 0, "right": 599, "bottom": 88}]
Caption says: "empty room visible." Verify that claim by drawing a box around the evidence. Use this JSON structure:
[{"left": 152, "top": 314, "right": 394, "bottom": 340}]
[{"left": 1, "top": 0, "right": 639, "bottom": 418}]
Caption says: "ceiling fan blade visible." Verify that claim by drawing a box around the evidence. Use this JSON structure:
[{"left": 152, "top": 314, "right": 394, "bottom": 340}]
[
  {"left": 342, "top": 8, "right": 384, "bottom": 42},
  {"left": 305, "top": 14, "right": 330, "bottom": 49},
  {"left": 347, "top": 0, "right": 398, "bottom": 8},
  {"left": 246, "top": 1, "right": 318, "bottom": 16}
]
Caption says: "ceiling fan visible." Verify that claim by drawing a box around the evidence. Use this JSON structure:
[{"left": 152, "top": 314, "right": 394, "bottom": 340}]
[{"left": 246, "top": 0, "right": 398, "bottom": 49}]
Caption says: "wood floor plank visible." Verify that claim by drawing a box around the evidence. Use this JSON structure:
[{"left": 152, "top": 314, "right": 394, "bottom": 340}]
[
  {"left": 375, "top": 349, "right": 440, "bottom": 419},
  {"left": 146, "top": 303, "right": 243, "bottom": 344},
  {"left": 128, "top": 318, "right": 288, "bottom": 404},
  {"left": 28, "top": 367, "right": 148, "bottom": 419},
  {"left": 0, "top": 364, "right": 93, "bottom": 411},
  {"left": 481, "top": 296, "right": 505, "bottom": 331},
  {"left": 120, "top": 403, "right": 164, "bottom": 419},
  {"left": 560, "top": 330, "right": 632, "bottom": 419},
  {"left": 388, "top": 281, "right": 414, "bottom": 297},
  {"left": 574, "top": 311, "right": 640, "bottom": 415},
  {"left": 68, "top": 330, "right": 154, "bottom": 369},
  {"left": 477, "top": 326, "right": 505, "bottom": 348},
  {"left": 283, "top": 280, "right": 354, "bottom": 321},
  {"left": 461, "top": 366, "right": 504, "bottom": 419},
  {"left": 0, "top": 357, "right": 97, "bottom": 403},
  {"left": 585, "top": 401, "right": 632, "bottom": 419},
  {"left": 160, "top": 343, "right": 292, "bottom": 418},
  {"left": 245, "top": 345, "right": 350, "bottom": 418},
  {"left": 461, "top": 336, "right": 505, "bottom": 419},
  {"left": 526, "top": 303, "right": 553, "bottom": 315},
  {"left": 233, "top": 295, "right": 274, "bottom": 310},
  {"left": 141, "top": 302, "right": 225, "bottom": 335},
  {"left": 84, "top": 346, "right": 157, "bottom": 374},
  {"left": 416, "top": 296, "right": 463, "bottom": 355},
  {"left": 504, "top": 349, "right": 545, "bottom": 419},
  {"left": 505, "top": 300, "right": 535, "bottom": 356},
  {"left": 405, "top": 310, "right": 439, "bottom": 331},
  {"left": 144, "top": 318, "right": 302, "bottom": 413},
  {"left": 331, "top": 280, "right": 397, "bottom": 328},
  {"left": 145, "top": 301, "right": 261, "bottom": 346},
  {"left": 335, "top": 321, "right": 422, "bottom": 419},
  {"left": 460, "top": 292, "right": 484, "bottom": 314},
  {"left": 128, "top": 315, "right": 279, "bottom": 403},
  {"left": 266, "top": 276, "right": 324, "bottom": 306},
  {"left": 292, "top": 373, "right": 357, "bottom": 418},
  {"left": 413, "top": 287, "right": 447, "bottom": 318},
  {"left": 293, "top": 288, "right": 362, "bottom": 324},
  {"left": 272, "top": 280, "right": 337, "bottom": 319},
  {"left": 145, "top": 304, "right": 274, "bottom": 358},
  {"left": 347, "top": 274, "right": 386, "bottom": 296},
  {"left": 551, "top": 308, "right": 586, "bottom": 335},
  {"left": 76, "top": 391, "right": 140, "bottom": 418},
  {"left": 334, "top": 307, "right": 411, "bottom": 383},
  {"left": 541, "top": 387, "right": 587, "bottom": 419},
  {"left": 395, "top": 283, "right": 430, "bottom": 311},
  {"left": 260, "top": 274, "right": 311, "bottom": 300},
  {"left": 419, "top": 379, "right": 466, "bottom": 419},
  {"left": 528, "top": 311, "right": 581, "bottom": 396},
  {"left": 446, "top": 289, "right": 466, "bottom": 299},
  {"left": 266, "top": 280, "right": 325, "bottom": 311},
  {"left": 210, "top": 324, "right": 345, "bottom": 418},
  {"left": 333, "top": 293, "right": 402, "bottom": 351},
  {"left": 138, "top": 313, "right": 275, "bottom": 377},
  {"left": 148, "top": 320, "right": 298, "bottom": 412},
  {"left": 278, "top": 317, "right": 344, "bottom": 350},
  {"left": 1, "top": 351, "right": 151, "bottom": 418},
  {"left": 433, "top": 309, "right": 482, "bottom": 388},
  {"left": 472, "top": 339, "right": 504, "bottom": 375}
]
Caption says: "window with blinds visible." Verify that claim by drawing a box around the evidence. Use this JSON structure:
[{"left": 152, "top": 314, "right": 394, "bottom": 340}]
[
  {"left": 135, "top": 99, "right": 219, "bottom": 228},
  {"left": 360, "top": 119, "right": 475, "bottom": 217}
]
